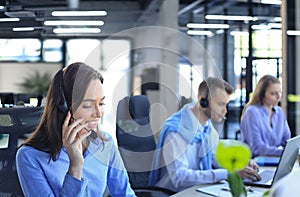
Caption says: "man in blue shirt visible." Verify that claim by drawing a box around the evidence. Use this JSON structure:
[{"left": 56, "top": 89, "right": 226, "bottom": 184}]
[{"left": 149, "top": 77, "right": 261, "bottom": 192}]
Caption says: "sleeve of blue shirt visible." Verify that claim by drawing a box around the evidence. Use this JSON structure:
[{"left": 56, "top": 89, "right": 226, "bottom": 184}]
[
  {"left": 16, "top": 146, "right": 88, "bottom": 197},
  {"left": 160, "top": 132, "right": 227, "bottom": 191},
  {"left": 106, "top": 144, "right": 137, "bottom": 197}
]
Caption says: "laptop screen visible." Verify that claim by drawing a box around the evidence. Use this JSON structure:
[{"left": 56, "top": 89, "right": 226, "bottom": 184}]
[
  {"left": 272, "top": 135, "right": 300, "bottom": 183},
  {"left": 244, "top": 135, "right": 300, "bottom": 188}
]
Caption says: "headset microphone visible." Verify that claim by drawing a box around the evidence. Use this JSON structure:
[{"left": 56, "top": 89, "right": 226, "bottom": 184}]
[{"left": 71, "top": 117, "right": 98, "bottom": 140}]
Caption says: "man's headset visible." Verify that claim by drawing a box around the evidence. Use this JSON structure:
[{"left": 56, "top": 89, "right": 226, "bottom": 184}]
[{"left": 199, "top": 87, "right": 209, "bottom": 108}]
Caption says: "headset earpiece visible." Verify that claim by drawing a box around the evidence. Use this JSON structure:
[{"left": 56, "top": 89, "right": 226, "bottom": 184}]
[
  {"left": 57, "top": 77, "right": 68, "bottom": 114},
  {"left": 199, "top": 88, "right": 209, "bottom": 108}
]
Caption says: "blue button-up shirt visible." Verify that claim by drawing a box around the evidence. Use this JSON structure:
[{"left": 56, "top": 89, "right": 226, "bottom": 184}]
[
  {"left": 16, "top": 133, "right": 136, "bottom": 197},
  {"left": 150, "top": 103, "right": 227, "bottom": 192}
]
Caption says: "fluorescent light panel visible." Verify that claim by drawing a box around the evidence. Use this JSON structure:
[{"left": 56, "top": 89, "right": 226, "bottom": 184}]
[
  {"left": 287, "top": 30, "right": 300, "bottom": 36},
  {"left": 44, "top": 20, "right": 104, "bottom": 26},
  {"left": 0, "top": 18, "right": 20, "bottom": 22},
  {"left": 230, "top": 31, "right": 249, "bottom": 36},
  {"left": 53, "top": 27, "right": 101, "bottom": 34},
  {"left": 51, "top": 11, "right": 107, "bottom": 16},
  {"left": 261, "top": 0, "right": 282, "bottom": 5},
  {"left": 268, "top": 23, "right": 282, "bottom": 28},
  {"left": 12, "top": 27, "right": 34, "bottom": 32},
  {"left": 274, "top": 17, "right": 282, "bottom": 22},
  {"left": 187, "top": 30, "right": 213, "bottom": 36},
  {"left": 251, "top": 24, "right": 270, "bottom": 30},
  {"left": 206, "top": 15, "right": 257, "bottom": 21},
  {"left": 187, "top": 23, "right": 230, "bottom": 29}
]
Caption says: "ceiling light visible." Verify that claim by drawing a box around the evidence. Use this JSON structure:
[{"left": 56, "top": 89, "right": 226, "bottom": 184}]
[
  {"left": 187, "top": 23, "right": 230, "bottom": 29},
  {"left": 287, "top": 30, "right": 300, "bottom": 36},
  {"left": 274, "top": 17, "right": 282, "bottom": 22},
  {"left": 12, "top": 27, "right": 34, "bottom": 32},
  {"left": 0, "top": 18, "right": 20, "bottom": 22},
  {"left": 230, "top": 31, "right": 249, "bottom": 36},
  {"left": 205, "top": 15, "right": 257, "bottom": 21},
  {"left": 268, "top": 23, "right": 282, "bottom": 29},
  {"left": 44, "top": 20, "right": 104, "bottom": 26},
  {"left": 51, "top": 11, "right": 107, "bottom": 17},
  {"left": 261, "top": 0, "right": 282, "bottom": 5},
  {"left": 251, "top": 24, "right": 270, "bottom": 30},
  {"left": 53, "top": 27, "right": 101, "bottom": 34},
  {"left": 216, "top": 29, "right": 225, "bottom": 34},
  {"left": 187, "top": 30, "right": 213, "bottom": 36}
]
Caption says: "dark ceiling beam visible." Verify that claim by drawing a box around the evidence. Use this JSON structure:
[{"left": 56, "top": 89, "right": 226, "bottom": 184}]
[
  {"left": 178, "top": 0, "right": 204, "bottom": 16},
  {"left": 193, "top": 0, "right": 235, "bottom": 15},
  {"left": 134, "top": 0, "right": 162, "bottom": 26}
]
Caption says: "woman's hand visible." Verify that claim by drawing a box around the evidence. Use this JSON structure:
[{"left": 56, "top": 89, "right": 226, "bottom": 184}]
[{"left": 62, "top": 111, "right": 91, "bottom": 180}]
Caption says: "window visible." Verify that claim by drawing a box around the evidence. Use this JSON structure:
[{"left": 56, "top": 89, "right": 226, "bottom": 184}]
[
  {"left": 0, "top": 39, "right": 41, "bottom": 62},
  {"left": 43, "top": 39, "right": 63, "bottom": 62}
]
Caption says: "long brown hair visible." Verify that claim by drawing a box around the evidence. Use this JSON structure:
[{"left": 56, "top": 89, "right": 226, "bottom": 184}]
[
  {"left": 22, "top": 62, "right": 106, "bottom": 161},
  {"left": 241, "top": 74, "right": 280, "bottom": 119}
]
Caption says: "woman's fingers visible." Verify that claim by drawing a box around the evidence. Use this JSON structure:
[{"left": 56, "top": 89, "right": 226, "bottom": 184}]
[
  {"left": 68, "top": 124, "right": 87, "bottom": 143},
  {"left": 62, "top": 113, "right": 88, "bottom": 144},
  {"left": 62, "top": 111, "right": 72, "bottom": 138}
]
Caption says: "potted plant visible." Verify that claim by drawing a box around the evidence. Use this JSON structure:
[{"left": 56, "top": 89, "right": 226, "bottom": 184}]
[
  {"left": 215, "top": 139, "right": 251, "bottom": 197},
  {"left": 17, "top": 71, "right": 51, "bottom": 97},
  {"left": 17, "top": 71, "right": 51, "bottom": 106}
]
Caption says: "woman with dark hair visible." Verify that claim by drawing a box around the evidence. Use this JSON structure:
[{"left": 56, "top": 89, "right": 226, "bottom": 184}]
[
  {"left": 16, "top": 62, "right": 136, "bottom": 197},
  {"left": 240, "top": 75, "right": 291, "bottom": 157}
]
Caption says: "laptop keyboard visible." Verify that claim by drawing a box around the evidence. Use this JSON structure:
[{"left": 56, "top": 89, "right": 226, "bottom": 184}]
[
  {"left": 256, "top": 169, "right": 275, "bottom": 182},
  {"left": 243, "top": 169, "right": 275, "bottom": 184}
]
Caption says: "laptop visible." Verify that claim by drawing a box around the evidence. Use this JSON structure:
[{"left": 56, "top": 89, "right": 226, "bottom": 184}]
[{"left": 243, "top": 135, "right": 300, "bottom": 188}]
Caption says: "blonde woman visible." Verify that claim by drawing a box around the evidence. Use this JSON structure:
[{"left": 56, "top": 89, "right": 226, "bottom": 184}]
[{"left": 240, "top": 75, "right": 291, "bottom": 157}]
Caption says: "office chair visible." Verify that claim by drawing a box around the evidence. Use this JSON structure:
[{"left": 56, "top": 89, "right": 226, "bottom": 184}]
[
  {"left": 116, "top": 95, "right": 175, "bottom": 196},
  {"left": 0, "top": 107, "right": 43, "bottom": 197}
]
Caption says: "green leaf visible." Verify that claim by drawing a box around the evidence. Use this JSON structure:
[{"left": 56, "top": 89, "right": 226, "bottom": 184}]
[
  {"left": 262, "top": 189, "right": 271, "bottom": 197},
  {"left": 228, "top": 172, "right": 247, "bottom": 197}
]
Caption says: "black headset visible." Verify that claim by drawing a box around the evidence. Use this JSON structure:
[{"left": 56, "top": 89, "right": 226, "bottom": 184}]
[
  {"left": 199, "top": 88, "right": 209, "bottom": 108},
  {"left": 57, "top": 70, "right": 69, "bottom": 114}
]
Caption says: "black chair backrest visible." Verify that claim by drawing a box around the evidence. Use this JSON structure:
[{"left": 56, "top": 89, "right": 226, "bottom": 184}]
[
  {"left": 0, "top": 107, "right": 43, "bottom": 197},
  {"left": 116, "top": 95, "right": 156, "bottom": 152},
  {"left": 116, "top": 95, "right": 156, "bottom": 188}
]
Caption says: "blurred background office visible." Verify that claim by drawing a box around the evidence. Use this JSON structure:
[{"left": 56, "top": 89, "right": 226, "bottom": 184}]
[{"left": 0, "top": 0, "right": 299, "bottom": 144}]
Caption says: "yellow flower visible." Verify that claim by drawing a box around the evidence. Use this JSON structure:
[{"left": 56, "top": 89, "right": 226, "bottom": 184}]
[{"left": 215, "top": 139, "right": 251, "bottom": 173}]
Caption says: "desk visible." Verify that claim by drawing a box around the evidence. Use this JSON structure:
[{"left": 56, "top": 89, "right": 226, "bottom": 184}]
[
  {"left": 170, "top": 166, "right": 272, "bottom": 197},
  {"left": 171, "top": 163, "right": 300, "bottom": 197},
  {"left": 170, "top": 183, "right": 268, "bottom": 197}
]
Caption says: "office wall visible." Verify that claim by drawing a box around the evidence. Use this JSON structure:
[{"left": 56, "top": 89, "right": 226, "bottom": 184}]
[{"left": 0, "top": 63, "right": 61, "bottom": 93}]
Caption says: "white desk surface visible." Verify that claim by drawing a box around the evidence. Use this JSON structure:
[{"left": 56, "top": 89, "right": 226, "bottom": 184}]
[
  {"left": 170, "top": 183, "right": 268, "bottom": 197},
  {"left": 171, "top": 163, "right": 300, "bottom": 197},
  {"left": 170, "top": 166, "right": 273, "bottom": 197}
]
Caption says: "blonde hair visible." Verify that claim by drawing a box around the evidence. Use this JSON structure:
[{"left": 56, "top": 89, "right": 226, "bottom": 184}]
[{"left": 241, "top": 75, "right": 280, "bottom": 119}]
